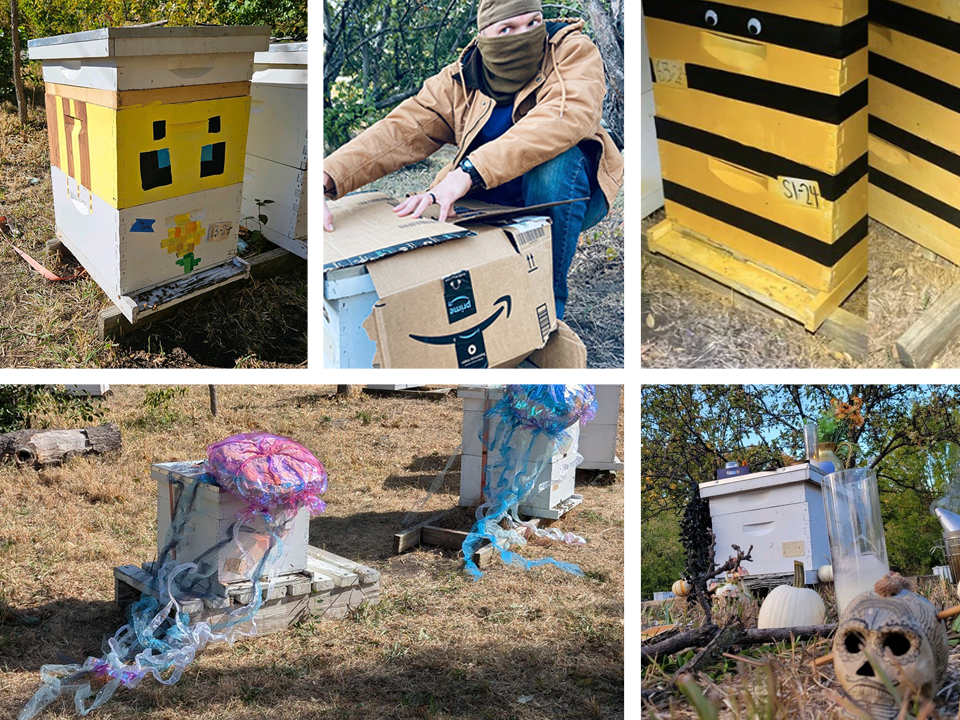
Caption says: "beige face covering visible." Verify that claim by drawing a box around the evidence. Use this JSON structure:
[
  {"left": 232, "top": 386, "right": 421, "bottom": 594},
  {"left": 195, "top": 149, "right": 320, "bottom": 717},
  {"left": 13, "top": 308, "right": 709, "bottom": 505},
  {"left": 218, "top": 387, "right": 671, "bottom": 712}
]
[{"left": 476, "top": 23, "right": 547, "bottom": 105}]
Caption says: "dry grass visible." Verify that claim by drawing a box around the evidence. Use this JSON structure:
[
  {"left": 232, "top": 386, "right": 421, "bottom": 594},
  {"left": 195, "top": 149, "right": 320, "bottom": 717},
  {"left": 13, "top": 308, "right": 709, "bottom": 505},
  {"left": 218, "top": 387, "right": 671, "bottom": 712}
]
[
  {"left": 0, "top": 385, "right": 624, "bottom": 720},
  {"left": 642, "top": 579, "right": 960, "bottom": 719},
  {"left": 362, "top": 147, "right": 626, "bottom": 369},
  {"left": 868, "top": 219, "right": 960, "bottom": 368},
  {"left": 640, "top": 209, "right": 865, "bottom": 369},
  {"left": 0, "top": 91, "right": 306, "bottom": 368}
]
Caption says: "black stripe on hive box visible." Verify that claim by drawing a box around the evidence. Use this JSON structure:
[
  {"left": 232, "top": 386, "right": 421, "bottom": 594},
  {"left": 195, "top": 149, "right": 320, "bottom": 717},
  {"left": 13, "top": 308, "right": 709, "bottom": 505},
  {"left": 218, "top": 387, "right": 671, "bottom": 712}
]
[
  {"left": 644, "top": 0, "right": 868, "bottom": 58},
  {"left": 645, "top": 1, "right": 867, "bottom": 333}
]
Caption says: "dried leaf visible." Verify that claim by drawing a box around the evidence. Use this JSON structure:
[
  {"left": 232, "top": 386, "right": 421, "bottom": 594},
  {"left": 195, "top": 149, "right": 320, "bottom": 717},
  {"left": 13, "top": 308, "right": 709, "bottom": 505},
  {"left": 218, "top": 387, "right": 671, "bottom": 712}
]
[{"left": 646, "top": 314, "right": 656, "bottom": 329}]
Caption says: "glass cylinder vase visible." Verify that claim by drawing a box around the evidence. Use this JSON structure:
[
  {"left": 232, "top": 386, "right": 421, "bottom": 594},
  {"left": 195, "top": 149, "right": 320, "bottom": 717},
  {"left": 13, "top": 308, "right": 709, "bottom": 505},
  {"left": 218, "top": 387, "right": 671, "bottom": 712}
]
[{"left": 821, "top": 468, "right": 890, "bottom": 613}]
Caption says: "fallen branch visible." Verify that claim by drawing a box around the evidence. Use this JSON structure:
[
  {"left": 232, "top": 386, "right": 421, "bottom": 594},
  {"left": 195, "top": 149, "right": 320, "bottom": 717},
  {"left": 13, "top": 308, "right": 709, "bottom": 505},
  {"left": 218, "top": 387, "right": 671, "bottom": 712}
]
[
  {"left": 677, "top": 622, "right": 742, "bottom": 678},
  {"left": 642, "top": 622, "right": 836, "bottom": 666},
  {"left": 0, "top": 424, "right": 122, "bottom": 467}
]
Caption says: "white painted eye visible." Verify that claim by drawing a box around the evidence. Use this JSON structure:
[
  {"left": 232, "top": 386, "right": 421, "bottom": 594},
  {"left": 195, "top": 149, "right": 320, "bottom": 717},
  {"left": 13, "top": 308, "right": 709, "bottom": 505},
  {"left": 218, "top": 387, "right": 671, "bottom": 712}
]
[
  {"left": 747, "top": 18, "right": 762, "bottom": 35},
  {"left": 704, "top": 9, "right": 719, "bottom": 26}
]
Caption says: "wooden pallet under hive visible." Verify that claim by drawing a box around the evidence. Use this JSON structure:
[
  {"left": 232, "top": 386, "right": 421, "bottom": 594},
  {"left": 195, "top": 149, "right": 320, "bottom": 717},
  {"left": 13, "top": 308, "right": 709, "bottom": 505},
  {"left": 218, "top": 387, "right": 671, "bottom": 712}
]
[
  {"left": 646, "top": 217, "right": 866, "bottom": 332},
  {"left": 115, "top": 546, "right": 380, "bottom": 635}
]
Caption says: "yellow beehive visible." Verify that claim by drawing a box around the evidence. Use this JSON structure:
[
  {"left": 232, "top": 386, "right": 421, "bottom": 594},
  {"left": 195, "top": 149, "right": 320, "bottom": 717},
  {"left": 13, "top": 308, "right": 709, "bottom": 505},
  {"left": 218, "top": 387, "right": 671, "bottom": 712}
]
[
  {"left": 644, "top": 0, "right": 869, "bottom": 330},
  {"left": 869, "top": 0, "right": 960, "bottom": 263},
  {"left": 29, "top": 26, "right": 271, "bottom": 321}
]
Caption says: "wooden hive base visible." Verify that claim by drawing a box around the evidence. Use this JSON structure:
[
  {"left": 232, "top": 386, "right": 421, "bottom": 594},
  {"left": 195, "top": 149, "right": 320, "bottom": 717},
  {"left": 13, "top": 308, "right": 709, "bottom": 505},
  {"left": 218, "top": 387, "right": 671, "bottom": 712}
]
[
  {"left": 646, "top": 218, "right": 867, "bottom": 337},
  {"left": 115, "top": 546, "right": 380, "bottom": 635}
]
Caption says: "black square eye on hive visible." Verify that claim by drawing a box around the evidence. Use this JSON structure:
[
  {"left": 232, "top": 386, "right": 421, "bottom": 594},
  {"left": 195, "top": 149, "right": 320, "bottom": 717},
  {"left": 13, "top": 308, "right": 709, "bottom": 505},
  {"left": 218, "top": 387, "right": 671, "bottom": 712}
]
[
  {"left": 209, "top": 116, "right": 221, "bottom": 134},
  {"left": 153, "top": 120, "right": 165, "bottom": 141}
]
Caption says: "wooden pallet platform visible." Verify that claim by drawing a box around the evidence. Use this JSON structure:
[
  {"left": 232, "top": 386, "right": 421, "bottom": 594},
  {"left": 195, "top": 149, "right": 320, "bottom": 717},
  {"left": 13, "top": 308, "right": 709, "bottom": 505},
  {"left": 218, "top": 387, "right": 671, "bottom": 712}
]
[
  {"left": 643, "top": 223, "right": 867, "bottom": 361},
  {"left": 393, "top": 509, "right": 542, "bottom": 569},
  {"left": 115, "top": 545, "right": 380, "bottom": 635}
]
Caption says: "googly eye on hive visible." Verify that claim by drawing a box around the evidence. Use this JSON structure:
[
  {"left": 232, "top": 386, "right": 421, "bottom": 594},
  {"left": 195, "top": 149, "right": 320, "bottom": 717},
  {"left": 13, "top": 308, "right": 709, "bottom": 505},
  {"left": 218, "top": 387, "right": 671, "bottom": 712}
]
[{"left": 643, "top": 0, "right": 869, "bottom": 332}]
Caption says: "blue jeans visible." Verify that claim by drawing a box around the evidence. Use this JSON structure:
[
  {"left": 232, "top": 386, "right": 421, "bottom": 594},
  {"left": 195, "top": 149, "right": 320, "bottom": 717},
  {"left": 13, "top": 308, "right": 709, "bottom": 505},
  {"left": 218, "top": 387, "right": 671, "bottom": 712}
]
[{"left": 472, "top": 145, "right": 609, "bottom": 319}]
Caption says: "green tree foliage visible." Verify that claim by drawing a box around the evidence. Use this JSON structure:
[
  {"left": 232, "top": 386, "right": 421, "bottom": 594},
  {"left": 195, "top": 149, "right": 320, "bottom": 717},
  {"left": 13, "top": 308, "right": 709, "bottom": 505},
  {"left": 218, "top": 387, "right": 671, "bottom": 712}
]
[
  {"left": 324, "top": 0, "right": 623, "bottom": 152},
  {"left": 0, "top": 385, "right": 104, "bottom": 433},
  {"left": 640, "top": 512, "right": 685, "bottom": 600},
  {"left": 641, "top": 385, "right": 960, "bottom": 590}
]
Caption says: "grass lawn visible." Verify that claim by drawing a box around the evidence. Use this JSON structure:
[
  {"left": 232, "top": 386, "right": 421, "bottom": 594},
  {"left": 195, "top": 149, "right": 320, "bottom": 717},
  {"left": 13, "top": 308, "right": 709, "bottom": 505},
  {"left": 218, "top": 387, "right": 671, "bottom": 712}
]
[{"left": 0, "top": 385, "right": 624, "bottom": 719}]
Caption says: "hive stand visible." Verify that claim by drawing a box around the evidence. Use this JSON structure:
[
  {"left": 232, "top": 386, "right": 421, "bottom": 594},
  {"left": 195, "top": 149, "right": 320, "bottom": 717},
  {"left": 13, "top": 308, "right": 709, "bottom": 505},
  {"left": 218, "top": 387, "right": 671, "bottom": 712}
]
[
  {"left": 641, "top": 225, "right": 868, "bottom": 362},
  {"left": 115, "top": 546, "right": 380, "bottom": 635}
]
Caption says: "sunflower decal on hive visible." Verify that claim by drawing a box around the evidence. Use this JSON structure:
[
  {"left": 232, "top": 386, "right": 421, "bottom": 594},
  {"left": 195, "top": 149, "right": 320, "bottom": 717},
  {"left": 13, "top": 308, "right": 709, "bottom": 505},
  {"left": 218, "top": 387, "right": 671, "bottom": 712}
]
[{"left": 161, "top": 212, "right": 203, "bottom": 273}]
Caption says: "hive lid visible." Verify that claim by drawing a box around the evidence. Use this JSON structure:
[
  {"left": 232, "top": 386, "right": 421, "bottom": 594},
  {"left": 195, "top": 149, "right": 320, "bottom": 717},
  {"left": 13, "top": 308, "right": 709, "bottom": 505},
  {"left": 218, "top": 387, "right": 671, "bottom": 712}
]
[
  {"left": 254, "top": 42, "right": 308, "bottom": 65},
  {"left": 699, "top": 462, "right": 825, "bottom": 498},
  {"left": 28, "top": 25, "right": 271, "bottom": 60}
]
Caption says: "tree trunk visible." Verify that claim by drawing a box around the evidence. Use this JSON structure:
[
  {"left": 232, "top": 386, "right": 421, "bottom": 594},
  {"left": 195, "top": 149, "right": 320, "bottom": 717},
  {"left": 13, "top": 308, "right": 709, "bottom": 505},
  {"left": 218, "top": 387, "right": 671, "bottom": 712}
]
[
  {"left": 585, "top": 0, "right": 624, "bottom": 149},
  {"left": 336, "top": 385, "right": 357, "bottom": 397},
  {"left": 208, "top": 385, "right": 219, "bottom": 416},
  {"left": 11, "top": 0, "right": 28, "bottom": 128},
  {"left": 0, "top": 423, "right": 123, "bottom": 468}
]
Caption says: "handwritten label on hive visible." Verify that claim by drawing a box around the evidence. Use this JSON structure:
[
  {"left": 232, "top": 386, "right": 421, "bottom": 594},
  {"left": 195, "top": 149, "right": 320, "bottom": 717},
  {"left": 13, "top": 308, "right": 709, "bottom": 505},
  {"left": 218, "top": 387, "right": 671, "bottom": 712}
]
[
  {"left": 778, "top": 177, "right": 822, "bottom": 209},
  {"left": 207, "top": 221, "right": 233, "bottom": 242},
  {"left": 652, "top": 59, "right": 687, "bottom": 87},
  {"left": 222, "top": 557, "right": 244, "bottom": 573},
  {"left": 130, "top": 218, "right": 155, "bottom": 233}
]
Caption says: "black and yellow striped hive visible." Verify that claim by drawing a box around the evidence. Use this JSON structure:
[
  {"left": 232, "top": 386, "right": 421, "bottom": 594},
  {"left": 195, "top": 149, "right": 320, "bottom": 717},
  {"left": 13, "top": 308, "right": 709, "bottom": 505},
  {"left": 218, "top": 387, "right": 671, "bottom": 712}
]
[
  {"left": 869, "top": 0, "right": 960, "bottom": 263},
  {"left": 645, "top": 0, "right": 869, "bottom": 330}
]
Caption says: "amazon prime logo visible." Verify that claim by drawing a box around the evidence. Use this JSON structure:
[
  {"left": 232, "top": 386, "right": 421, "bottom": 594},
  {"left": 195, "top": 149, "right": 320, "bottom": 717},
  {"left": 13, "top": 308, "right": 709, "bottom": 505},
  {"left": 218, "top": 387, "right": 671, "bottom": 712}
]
[
  {"left": 443, "top": 270, "right": 477, "bottom": 324},
  {"left": 409, "top": 296, "right": 512, "bottom": 369}
]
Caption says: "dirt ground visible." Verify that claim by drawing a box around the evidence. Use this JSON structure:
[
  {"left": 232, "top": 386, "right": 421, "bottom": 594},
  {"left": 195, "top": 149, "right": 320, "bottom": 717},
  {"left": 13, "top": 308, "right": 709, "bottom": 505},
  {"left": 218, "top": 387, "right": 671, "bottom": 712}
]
[
  {"left": 0, "top": 91, "right": 306, "bottom": 369},
  {"left": 0, "top": 385, "right": 625, "bottom": 720},
  {"left": 641, "top": 209, "right": 867, "bottom": 369},
  {"left": 359, "top": 147, "right": 626, "bottom": 369},
  {"left": 868, "top": 220, "right": 960, "bottom": 368}
]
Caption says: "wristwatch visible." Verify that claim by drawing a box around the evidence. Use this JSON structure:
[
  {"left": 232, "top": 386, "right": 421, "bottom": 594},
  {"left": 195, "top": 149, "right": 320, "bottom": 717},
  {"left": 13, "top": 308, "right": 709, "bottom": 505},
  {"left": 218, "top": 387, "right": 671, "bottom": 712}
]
[{"left": 459, "top": 157, "right": 486, "bottom": 190}]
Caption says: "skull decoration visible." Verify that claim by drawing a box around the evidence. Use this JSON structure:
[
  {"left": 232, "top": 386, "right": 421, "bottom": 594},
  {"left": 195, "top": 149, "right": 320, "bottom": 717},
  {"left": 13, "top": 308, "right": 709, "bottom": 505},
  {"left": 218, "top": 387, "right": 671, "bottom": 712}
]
[{"left": 833, "top": 573, "right": 948, "bottom": 719}]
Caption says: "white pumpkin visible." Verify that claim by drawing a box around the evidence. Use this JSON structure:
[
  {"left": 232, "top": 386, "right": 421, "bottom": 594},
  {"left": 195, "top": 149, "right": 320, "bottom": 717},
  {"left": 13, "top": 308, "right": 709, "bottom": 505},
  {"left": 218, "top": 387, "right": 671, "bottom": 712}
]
[
  {"left": 758, "top": 561, "right": 826, "bottom": 629},
  {"left": 817, "top": 564, "right": 834, "bottom": 583},
  {"left": 672, "top": 579, "right": 691, "bottom": 597}
]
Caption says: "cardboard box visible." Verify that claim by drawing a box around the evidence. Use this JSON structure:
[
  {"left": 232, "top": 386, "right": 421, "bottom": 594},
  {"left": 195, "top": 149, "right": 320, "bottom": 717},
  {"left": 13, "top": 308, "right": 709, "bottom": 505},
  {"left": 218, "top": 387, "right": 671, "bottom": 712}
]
[
  {"left": 524, "top": 320, "right": 587, "bottom": 368},
  {"left": 324, "top": 191, "right": 556, "bottom": 368}
]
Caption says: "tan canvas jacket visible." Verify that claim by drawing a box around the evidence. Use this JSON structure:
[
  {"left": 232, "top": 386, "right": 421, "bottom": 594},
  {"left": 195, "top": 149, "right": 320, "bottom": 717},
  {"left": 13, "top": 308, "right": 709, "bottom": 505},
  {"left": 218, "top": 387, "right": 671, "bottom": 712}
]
[{"left": 323, "top": 19, "right": 624, "bottom": 207}]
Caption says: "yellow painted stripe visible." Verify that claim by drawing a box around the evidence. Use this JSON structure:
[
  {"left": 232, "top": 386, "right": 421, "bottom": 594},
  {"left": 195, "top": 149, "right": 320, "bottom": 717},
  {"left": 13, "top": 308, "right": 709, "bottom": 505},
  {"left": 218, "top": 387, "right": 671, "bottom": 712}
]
[
  {"left": 658, "top": 140, "right": 867, "bottom": 243},
  {"left": 647, "top": 19, "right": 867, "bottom": 95},
  {"left": 652, "top": 83, "right": 867, "bottom": 174},
  {"left": 887, "top": 0, "right": 960, "bottom": 22},
  {"left": 664, "top": 199, "right": 867, "bottom": 292},
  {"left": 870, "top": 134, "right": 960, "bottom": 208},
  {"left": 870, "top": 77, "right": 960, "bottom": 157},
  {"left": 869, "top": 24, "right": 960, "bottom": 89},
  {"left": 871, "top": 184, "right": 960, "bottom": 264}
]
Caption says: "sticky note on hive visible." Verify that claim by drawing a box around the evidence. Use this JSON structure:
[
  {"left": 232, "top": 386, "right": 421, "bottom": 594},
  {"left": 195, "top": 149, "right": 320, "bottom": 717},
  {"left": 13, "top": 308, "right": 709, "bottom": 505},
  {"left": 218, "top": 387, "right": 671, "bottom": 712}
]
[
  {"left": 644, "top": 0, "right": 869, "bottom": 297},
  {"left": 28, "top": 26, "right": 271, "bottom": 317}
]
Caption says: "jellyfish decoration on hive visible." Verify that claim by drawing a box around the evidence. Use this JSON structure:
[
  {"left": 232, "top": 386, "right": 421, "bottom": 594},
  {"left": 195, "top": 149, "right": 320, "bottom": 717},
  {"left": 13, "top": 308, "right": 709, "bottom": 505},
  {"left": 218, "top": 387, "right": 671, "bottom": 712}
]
[
  {"left": 462, "top": 385, "right": 597, "bottom": 580},
  {"left": 19, "top": 433, "right": 327, "bottom": 720}
]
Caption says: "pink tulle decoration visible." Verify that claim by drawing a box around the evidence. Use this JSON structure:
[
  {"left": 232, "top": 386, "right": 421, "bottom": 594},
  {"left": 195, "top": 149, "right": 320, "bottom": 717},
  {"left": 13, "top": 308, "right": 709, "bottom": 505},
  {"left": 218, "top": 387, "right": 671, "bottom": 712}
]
[{"left": 205, "top": 433, "right": 327, "bottom": 518}]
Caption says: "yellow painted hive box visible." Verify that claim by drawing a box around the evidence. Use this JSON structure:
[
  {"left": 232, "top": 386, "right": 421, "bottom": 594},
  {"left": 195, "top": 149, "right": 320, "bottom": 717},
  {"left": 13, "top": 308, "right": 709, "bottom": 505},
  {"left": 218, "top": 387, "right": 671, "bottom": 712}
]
[
  {"left": 644, "top": 0, "right": 869, "bottom": 297},
  {"left": 28, "top": 26, "right": 271, "bottom": 320},
  {"left": 869, "top": 0, "right": 960, "bottom": 265}
]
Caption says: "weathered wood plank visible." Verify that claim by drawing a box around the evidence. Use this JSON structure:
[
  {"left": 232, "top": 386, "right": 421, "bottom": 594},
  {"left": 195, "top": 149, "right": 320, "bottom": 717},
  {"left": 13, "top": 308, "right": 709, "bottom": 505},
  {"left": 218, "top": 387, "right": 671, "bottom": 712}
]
[
  {"left": 894, "top": 282, "right": 960, "bottom": 368},
  {"left": 394, "top": 512, "right": 450, "bottom": 554},
  {"left": 642, "top": 233, "right": 868, "bottom": 361},
  {"left": 308, "top": 548, "right": 379, "bottom": 584}
]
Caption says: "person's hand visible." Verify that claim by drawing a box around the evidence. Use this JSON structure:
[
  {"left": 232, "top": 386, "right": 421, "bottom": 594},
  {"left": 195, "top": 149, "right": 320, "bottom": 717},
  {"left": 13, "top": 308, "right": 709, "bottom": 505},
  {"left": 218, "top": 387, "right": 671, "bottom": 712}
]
[
  {"left": 393, "top": 168, "right": 473, "bottom": 223},
  {"left": 324, "top": 198, "right": 334, "bottom": 232},
  {"left": 323, "top": 172, "right": 335, "bottom": 232}
]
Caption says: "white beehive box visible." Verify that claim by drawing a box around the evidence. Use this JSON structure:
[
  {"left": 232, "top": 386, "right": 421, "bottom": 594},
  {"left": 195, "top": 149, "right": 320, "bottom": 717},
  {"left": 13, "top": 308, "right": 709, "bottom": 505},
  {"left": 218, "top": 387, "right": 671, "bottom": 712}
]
[
  {"left": 242, "top": 42, "right": 308, "bottom": 258},
  {"left": 699, "top": 463, "right": 831, "bottom": 586},
  {"left": 459, "top": 386, "right": 584, "bottom": 519},
  {"left": 577, "top": 384, "right": 623, "bottom": 471},
  {"left": 324, "top": 267, "right": 379, "bottom": 368},
  {"left": 152, "top": 461, "right": 309, "bottom": 593},
  {"left": 28, "top": 26, "right": 271, "bottom": 322}
]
